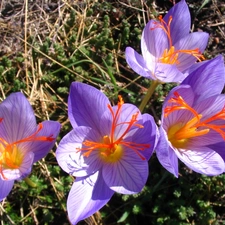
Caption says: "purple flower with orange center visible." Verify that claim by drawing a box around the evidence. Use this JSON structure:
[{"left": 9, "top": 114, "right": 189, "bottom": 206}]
[
  {"left": 0, "top": 92, "right": 60, "bottom": 201},
  {"left": 125, "top": 0, "right": 209, "bottom": 83},
  {"left": 56, "top": 82, "right": 158, "bottom": 224},
  {"left": 156, "top": 55, "right": 225, "bottom": 176}
]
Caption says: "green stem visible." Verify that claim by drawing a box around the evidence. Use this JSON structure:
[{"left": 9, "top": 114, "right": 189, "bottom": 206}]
[
  {"left": 24, "top": 177, "right": 37, "bottom": 188},
  {"left": 139, "top": 80, "right": 159, "bottom": 112}
]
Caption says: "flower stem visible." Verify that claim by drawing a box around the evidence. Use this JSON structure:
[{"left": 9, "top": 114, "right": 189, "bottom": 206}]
[
  {"left": 139, "top": 80, "right": 159, "bottom": 112},
  {"left": 24, "top": 177, "right": 37, "bottom": 188}
]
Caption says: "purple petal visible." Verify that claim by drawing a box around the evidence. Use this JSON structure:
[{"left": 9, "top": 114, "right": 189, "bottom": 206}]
[
  {"left": 0, "top": 179, "right": 14, "bottom": 201},
  {"left": 102, "top": 149, "right": 148, "bottom": 194},
  {"left": 56, "top": 126, "right": 102, "bottom": 177},
  {"left": 155, "top": 127, "right": 179, "bottom": 177},
  {"left": 125, "top": 113, "right": 158, "bottom": 160},
  {"left": 0, "top": 92, "right": 37, "bottom": 143},
  {"left": 176, "top": 147, "right": 225, "bottom": 176},
  {"left": 125, "top": 47, "right": 155, "bottom": 80},
  {"left": 174, "top": 32, "right": 209, "bottom": 71},
  {"left": 67, "top": 172, "right": 114, "bottom": 225},
  {"left": 194, "top": 94, "right": 225, "bottom": 119},
  {"left": 187, "top": 131, "right": 224, "bottom": 149},
  {"left": 68, "top": 82, "right": 110, "bottom": 131},
  {"left": 92, "top": 171, "right": 115, "bottom": 200},
  {"left": 141, "top": 20, "right": 169, "bottom": 58},
  {"left": 163, "top": 0, "right": 190, "bottom": 43},
  {"left": 208, "top": 142, "right": 225, "bottom": 162},
  {"left": 182, "top": 55, "right": 225, "bottom": 102},
  {"left": 183, "top": 59, "right": 211, "bottom": 75},
  {"left": 155, "top": 63, "right": 185, "bottom": 82},
  {"left": 30, "top": 121, "right": 61, "bottom": 163}
]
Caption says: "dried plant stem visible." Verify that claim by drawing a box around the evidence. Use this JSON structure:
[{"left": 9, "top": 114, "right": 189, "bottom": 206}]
[
  {"left": 24, "top": 0, "right": 29, "bottom": 94},
  {"left": 0, "top": 203, "right": 15, "bottom": 225}
]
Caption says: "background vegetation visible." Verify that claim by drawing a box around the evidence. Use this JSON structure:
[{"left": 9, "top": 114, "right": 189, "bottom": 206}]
[{"left": 0, "top": 0, "right": 225, "bottom": 224}]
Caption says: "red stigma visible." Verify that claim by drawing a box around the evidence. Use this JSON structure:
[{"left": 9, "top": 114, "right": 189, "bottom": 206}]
[
  {"left": 77, "top": 96, "right": 150, "bottom": 161},
  {"left": 165, "top": 92, "right": 225, "bottom": 141}
]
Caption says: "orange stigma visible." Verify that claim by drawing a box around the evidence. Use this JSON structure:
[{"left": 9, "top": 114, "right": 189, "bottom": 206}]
[
  {"left": 0, "top": 123, "right": 55, "bottom": 180},
  {"left": 151, "top": 15, "right": 205, "bottom": 65},
  {"left": 77, "top": 96, "right": 150, "bottom": 162},
  {"left": 165, "top": 92, "right": 225, "bottom": 148}
]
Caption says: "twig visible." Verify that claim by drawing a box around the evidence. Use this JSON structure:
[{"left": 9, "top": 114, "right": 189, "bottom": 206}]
[
  {"left": 24, "top": 0, "right": 29, "bottom": 94},
  {"left": 0, "top": 203, "right": 16, "bottom": 225}
]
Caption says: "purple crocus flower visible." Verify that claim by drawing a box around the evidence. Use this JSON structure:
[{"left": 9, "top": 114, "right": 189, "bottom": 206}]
[
  {"left": 56, "top": 82, "right": 158, "bottom": 224},
  {"left": 156, "top": 55, "right": 225, "bottom": 177},
  {"left": 125, "top": 0, "right": 209, "bottom": 83},
  {"left": 0, "top": 92, "right": 61, "bottom": 201}
]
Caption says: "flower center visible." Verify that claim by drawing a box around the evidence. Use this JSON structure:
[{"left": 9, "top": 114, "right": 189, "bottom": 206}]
[
  {"left": 98, "top": 136, "right": 123, "bottom": 163},
  {"left": 0, "top": 123, "right": 55, "bottom": 180},
  {"left": 151, "top": 15, "right": 205, "bottom": 65},
  {"left": 165, "top": 92, "right": 225, "bottom": 148},
  {"left": 0, "top": 144, "right": 24, "bottom": 170},
  {"left": 77, "top": 96, "right": 150, "bottom": 162}
]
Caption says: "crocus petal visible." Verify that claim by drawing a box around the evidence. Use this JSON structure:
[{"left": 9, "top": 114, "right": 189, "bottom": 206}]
[
  {"left": 56, "top": 126, "right": 102, "bottom": 177},
  {"left": 68, "top": 82, "right": 110, "bottom": 131},
  {"left": 155, "top": 127, "right": 179, "bottom": 177},
  {"left": 174, "top": 32, "right": 209, "bottom": 72},
  {"left": 182, "top": 55, "right": 225, "bottom": 102},
  {"left": 125, "top": 47, "right": 155, "bottom": 80},
  {"left": 176, "top": 147, "right": 225, "bottom": 176},
  {"left": 182, "top": 60, "right": 208, "bottom": 75},
  {"left": 67, "top": 171, "right": 114, "bottom": 225},
  {"left": 102, "top": 149, "right": 148, "bottom": 194},
  {"left": 0, "top": 92, "right": 37, "bottom": 143},
  {"left": 155, "top": 63, "right": 185, "bottom": 82},
  {"left": 30, "top": 121, "right": 61, "bottom": 163},
  {"left": 0, "top": 179, "right": 14, "bottom": 201},
  {"left": 141, "top": 20, "right": 169, "bottom": 58},
  {"left": 187, "top": 131, "right": 224, "bottom": 149},
  {"left": 208, "top": 142, "right": 225, "bottom": 162},
  {"left": 1, "top": 152, "right": 34, "bottom": 180},
  {"left": 163, "top": 0, "right": 190, "bottom": 43},
  {"left": 125, "top": 113, "right": 158, "bottom": 160},
  {"left": 194, "top": 94, "right": 225, "bottom": 119}
]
